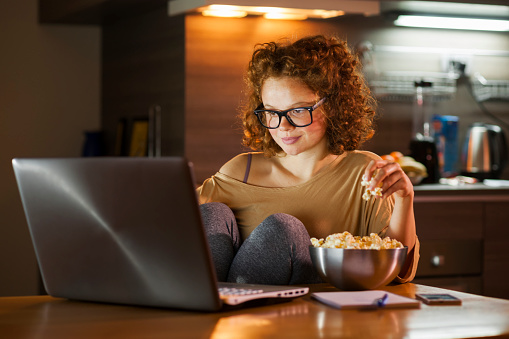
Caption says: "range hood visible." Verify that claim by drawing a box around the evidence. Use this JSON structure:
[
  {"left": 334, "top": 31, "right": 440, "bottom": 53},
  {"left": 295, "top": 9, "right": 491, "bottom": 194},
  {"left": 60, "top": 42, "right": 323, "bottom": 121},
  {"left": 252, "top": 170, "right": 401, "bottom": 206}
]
[{"left": 167, "top": 0, "right": 380, "bottom": 18}]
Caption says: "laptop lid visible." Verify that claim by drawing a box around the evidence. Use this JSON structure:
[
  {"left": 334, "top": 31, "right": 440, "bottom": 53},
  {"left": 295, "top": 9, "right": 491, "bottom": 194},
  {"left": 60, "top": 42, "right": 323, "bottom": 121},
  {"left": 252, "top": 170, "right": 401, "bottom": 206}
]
[{"left": 12, "top": 157, "right": 223, "bottom": 311}]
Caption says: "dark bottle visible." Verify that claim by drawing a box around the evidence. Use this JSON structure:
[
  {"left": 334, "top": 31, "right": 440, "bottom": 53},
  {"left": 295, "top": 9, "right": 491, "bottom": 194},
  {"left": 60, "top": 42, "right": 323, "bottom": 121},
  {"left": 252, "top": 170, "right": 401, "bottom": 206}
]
[{"left": 409, "top": 81, "right": 440, "bottom": 183}]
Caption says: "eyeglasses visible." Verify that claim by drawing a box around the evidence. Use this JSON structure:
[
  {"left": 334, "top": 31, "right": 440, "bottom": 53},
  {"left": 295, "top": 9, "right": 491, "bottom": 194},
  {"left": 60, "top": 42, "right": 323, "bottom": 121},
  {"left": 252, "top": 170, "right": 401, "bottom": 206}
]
[{"left": 254, "top": 97, "right": 326, "bottom": 129}]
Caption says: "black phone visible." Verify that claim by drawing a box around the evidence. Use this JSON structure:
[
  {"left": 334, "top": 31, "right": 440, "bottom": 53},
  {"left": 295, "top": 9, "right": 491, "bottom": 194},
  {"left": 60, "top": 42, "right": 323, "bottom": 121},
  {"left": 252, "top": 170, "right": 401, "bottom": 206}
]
[{"left": 415, "top": 293, "right": 462, "bottom": 305}]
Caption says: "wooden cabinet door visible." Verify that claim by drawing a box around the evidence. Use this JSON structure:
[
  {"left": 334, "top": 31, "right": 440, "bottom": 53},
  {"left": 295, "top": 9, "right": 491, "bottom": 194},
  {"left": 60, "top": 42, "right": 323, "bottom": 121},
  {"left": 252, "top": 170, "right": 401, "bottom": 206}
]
[
  {"left": 484, "top": 201, "right": 509, "bottom": 299},
  {"left": 413, "top": 201, "right": 483, "bottom": 294}
]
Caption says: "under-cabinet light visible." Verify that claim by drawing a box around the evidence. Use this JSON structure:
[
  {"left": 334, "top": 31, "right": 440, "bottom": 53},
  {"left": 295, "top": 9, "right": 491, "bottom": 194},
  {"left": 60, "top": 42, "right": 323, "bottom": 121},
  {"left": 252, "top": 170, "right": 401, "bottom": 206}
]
[
  {"left": 263, "top": 12, "right": 308, "bottom": 21},
  {"left": 196, "top": 5, "right": 343, "bottom": 20},
  {"left": 394, "top": 15, "right": 509, "bottom": 32},
  {"left": 167, "top": 1, "right": 376, "bottom": 19},
  {"left": 202, "top": 7, "right": 247, "bottom": 18}
]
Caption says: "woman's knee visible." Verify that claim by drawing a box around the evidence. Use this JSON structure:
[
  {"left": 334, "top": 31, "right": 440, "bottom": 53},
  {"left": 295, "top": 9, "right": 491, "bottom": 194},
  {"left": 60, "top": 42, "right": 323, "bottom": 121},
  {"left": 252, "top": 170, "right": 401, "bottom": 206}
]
[
  {"left": 246, "top": 213, "right": 310, "bottom": 248},
  {"left": 200, "top": 202, "right": 235, "bottom": 224},
  {"left": 200, "top": 202, "right": 240, "bottom": 247},
  {"left": 200, "top": 202, "right": 233, "bottom": 219},
  {"left": 260, "top": 213, "right": 308, "bottom": 237}
]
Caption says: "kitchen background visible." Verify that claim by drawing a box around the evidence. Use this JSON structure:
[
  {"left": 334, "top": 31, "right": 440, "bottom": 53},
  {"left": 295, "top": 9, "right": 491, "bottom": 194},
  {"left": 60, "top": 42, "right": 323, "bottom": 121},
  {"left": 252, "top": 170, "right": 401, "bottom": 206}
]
[{"left": 1, "top": 0, "right": 508, "bottom": 296}]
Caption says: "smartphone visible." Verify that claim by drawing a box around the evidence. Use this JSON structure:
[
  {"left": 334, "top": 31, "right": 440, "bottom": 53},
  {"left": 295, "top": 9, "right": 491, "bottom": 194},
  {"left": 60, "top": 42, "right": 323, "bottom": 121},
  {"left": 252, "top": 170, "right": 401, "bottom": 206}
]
[{"left": 416, "top": 293, "right": 462, "bottom": 305}]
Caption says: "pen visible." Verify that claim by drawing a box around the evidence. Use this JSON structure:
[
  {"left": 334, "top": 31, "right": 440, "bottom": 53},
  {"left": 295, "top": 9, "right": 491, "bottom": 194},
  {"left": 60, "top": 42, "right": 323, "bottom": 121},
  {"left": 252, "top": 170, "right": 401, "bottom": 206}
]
[
  {"left": 375, "top": 293, "right": 389, "bottom": 307},
  {"left": 358, "top": 293, "right": 390, "bottom": 311}
]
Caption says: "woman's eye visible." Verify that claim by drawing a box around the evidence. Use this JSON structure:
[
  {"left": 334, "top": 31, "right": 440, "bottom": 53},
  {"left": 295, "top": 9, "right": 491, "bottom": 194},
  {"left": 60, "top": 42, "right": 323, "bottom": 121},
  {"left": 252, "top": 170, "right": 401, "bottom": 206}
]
[{"left": 290, "top": 109, "right": 307, "bottom": 116}]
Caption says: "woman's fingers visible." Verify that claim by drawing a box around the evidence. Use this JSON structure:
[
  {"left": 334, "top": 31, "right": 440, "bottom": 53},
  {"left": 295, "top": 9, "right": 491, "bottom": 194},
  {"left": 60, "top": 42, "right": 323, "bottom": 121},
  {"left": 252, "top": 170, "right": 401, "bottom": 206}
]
[{"left": 365, "top": 159, "right": 412, "bottom": 199}]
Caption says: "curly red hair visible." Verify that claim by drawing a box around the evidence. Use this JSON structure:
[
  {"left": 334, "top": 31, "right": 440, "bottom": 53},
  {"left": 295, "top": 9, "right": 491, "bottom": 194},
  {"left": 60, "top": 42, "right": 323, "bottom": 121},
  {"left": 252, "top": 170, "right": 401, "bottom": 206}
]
[{"left": 240, "top": 35, "right": 377, "bottom": 157}]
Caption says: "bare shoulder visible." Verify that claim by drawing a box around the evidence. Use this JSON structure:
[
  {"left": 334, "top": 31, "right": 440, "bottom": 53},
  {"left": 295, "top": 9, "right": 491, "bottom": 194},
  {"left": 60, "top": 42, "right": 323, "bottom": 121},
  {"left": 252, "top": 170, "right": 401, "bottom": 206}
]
[
  {"left": 350, "top": 150, "right": 382, "bottom": 162},
  {"left": 218, "top": 153, "right": 252, "bottom": 181},
  {"left": 219, "top": 152, "right": 268, "bottom": 182}
]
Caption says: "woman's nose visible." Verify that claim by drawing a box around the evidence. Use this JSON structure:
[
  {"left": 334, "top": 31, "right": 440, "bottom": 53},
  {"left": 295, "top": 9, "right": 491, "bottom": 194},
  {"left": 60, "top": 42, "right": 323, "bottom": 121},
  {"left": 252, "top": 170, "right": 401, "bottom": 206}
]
[{"left": 278, "top": 116, "right": 294, "bottom": 130}]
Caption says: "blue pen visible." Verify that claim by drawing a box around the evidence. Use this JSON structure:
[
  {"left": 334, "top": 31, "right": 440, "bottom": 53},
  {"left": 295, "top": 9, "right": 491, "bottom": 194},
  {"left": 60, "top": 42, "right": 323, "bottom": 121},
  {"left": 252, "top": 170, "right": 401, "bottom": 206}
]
[
  {"left": 376, "top": 293, "right": 389, "bottom": 307},
  {"left": 358, "top": 293, "right": 389, "bottom": 311}
]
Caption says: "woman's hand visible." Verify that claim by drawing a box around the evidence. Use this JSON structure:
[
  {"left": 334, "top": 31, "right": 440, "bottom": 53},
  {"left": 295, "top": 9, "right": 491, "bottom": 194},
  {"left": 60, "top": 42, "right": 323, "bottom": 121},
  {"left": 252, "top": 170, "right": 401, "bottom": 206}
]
[
  {"left": 364, "top": 159, "right": 413, "bottom": 199},
  {"left": 365, "top": 158, "right": 417, "bottom": 276}
]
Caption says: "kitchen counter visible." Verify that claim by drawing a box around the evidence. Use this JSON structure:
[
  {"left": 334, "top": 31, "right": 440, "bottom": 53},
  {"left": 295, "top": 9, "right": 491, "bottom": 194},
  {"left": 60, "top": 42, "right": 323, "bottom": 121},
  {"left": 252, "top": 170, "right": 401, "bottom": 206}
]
[
  {"left": 413, "top": 182, "right": 509, "bottom": 201},
  {"left": 1, "top": 283, "right": 509, "bottom": 339}
]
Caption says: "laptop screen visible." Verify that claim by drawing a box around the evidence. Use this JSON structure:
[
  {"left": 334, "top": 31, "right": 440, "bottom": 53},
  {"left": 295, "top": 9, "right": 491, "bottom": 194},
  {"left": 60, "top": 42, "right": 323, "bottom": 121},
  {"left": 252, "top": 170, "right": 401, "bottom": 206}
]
[{"left": 13, "top": 157, "right": 222, "bottom": 311}]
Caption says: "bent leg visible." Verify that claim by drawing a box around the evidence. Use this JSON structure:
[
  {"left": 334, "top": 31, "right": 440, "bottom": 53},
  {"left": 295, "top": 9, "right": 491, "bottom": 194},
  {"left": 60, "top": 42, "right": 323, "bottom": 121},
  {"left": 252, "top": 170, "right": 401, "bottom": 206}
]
[
  {"left": 199, "top": 202, "right": 240, "bottom": 281},
  {"left": 227, "top": 213, "right": 322, "bottom": 285}
]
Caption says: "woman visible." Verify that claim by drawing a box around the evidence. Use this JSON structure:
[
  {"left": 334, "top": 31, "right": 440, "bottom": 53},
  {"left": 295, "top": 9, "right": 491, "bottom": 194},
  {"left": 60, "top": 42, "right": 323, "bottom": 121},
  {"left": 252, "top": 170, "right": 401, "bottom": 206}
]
[{"left": 197, "top": 35, "right": 419, "bottom": 285}]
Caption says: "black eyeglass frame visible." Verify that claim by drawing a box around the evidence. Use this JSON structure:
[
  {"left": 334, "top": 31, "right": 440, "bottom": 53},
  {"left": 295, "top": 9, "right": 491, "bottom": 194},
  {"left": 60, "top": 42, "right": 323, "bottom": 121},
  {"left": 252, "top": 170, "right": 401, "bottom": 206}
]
[{"left": 253, "top": 97, "right": 326, "bottom": 129}]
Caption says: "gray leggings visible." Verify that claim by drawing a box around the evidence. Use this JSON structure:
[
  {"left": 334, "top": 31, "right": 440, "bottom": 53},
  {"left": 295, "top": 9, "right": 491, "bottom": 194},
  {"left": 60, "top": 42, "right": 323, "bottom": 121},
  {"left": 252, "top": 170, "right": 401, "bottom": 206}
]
[{"left": 200, "top": 202, "right": 322, "bottom": 285}]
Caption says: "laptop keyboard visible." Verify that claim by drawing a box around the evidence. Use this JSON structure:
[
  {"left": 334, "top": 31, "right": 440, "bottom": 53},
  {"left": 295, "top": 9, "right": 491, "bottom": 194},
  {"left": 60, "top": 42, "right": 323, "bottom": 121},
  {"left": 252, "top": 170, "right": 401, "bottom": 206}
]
[
  {"left": 217, "top": 283, "right": 309, "bottom": 305},
  {"left": 218, "top": 286, "right": 264, "bottom": 297}
]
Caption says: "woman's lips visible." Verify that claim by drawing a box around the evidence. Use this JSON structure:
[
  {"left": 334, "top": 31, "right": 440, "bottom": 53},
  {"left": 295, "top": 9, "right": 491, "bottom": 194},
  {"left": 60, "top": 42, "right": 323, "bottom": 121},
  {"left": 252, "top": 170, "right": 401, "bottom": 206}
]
[{"left": 281, "top": 136, "right": 301, "bottom": 145}]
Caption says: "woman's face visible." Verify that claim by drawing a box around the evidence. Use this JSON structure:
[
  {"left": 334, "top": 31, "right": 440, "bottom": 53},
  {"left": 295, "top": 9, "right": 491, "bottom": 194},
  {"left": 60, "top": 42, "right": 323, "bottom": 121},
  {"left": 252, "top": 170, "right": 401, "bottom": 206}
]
[{"left": 260, "top": 77, "right": 328, "bottom": 156}]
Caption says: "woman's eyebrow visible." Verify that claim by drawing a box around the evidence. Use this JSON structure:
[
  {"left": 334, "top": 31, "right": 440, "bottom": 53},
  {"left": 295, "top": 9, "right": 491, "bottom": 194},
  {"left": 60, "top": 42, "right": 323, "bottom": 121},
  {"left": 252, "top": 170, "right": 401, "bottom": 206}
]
[{"left": 263, "top": 101, "right": 315, "bottom": 110}]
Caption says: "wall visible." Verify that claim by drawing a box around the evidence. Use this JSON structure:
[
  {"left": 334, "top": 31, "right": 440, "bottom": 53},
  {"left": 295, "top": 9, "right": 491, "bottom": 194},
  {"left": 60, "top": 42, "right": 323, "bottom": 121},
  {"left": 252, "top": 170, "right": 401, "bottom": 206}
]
[
  {"left": 184, "top": 14, "right": 509, "bottom": 183},
  {"left": 0, "top": 1, "right": 100, "bottom": 296},
  {"left": 101, "top": 8, "right": 185, "bottom": 158}
]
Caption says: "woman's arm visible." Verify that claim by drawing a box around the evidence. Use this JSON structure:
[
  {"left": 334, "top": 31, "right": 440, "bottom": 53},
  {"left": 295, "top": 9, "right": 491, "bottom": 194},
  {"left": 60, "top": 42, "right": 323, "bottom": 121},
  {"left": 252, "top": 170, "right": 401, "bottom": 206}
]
[
  {"left": 364, "top": 159, "right": 417, "bottom": 252},
  {"left": 364, "top": 159, "right": 418, "bottom": 282}
]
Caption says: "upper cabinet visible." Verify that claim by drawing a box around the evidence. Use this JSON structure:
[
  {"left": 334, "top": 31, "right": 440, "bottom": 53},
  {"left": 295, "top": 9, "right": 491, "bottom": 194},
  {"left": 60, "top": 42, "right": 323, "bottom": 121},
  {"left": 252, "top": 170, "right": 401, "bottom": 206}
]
[
  {"left": 39, "top": 0, "right": 509, "bottom": 25},
  {"left": 39, "top": 0, "right": 168, "bottom": 24}
]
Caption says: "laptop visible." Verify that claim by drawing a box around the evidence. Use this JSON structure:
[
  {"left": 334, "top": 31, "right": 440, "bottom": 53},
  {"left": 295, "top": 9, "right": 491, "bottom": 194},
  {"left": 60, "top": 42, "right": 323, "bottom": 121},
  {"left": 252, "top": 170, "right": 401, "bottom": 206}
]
[{"left": 12, "top": 157, "right": 308, "bottom": 311}]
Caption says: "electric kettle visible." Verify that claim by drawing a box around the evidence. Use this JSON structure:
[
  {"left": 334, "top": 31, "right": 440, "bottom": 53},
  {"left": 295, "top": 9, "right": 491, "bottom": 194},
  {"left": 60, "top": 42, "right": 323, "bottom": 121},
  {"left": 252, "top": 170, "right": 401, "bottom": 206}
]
[{"left": 461, "top": 123, "right": 508, "bottom": 180}]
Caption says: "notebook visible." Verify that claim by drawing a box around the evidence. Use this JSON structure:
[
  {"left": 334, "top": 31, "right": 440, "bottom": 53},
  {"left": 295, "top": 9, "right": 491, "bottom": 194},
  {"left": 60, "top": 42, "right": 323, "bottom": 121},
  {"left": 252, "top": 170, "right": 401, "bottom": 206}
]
[
  {"left": 12, "top": 157, "right": 308, "bottom": 311},
  {"left": 312, "top": 291, "right": 421, "bottom": 310}
]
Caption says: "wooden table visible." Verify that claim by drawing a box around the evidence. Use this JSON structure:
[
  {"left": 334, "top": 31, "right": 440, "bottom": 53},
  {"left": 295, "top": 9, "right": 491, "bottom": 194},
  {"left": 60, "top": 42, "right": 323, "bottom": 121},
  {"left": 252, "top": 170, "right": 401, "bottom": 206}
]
[{"left": 1, "top": 284, "right": 508, "bottom": 338}]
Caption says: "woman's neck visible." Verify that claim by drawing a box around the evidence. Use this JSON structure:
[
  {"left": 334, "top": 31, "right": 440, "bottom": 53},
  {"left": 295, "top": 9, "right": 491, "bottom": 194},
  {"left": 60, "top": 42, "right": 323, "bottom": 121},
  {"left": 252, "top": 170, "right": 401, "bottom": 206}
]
[{"left": 270, "top": 151, "right": 342, "bottom": 187}]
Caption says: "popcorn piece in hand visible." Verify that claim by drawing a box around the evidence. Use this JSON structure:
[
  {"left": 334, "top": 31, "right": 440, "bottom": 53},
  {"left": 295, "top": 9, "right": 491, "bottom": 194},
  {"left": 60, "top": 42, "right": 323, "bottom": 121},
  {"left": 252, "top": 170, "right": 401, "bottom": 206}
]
[{"left": 361, "top": 175, "right": 383, "bottom": 201}]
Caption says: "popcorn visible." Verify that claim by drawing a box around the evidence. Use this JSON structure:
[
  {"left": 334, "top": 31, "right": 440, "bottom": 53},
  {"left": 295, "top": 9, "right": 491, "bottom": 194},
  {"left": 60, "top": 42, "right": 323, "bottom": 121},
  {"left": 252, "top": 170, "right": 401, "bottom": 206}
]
[
  {"left": 310, "top": 231, "right": 403, "bottom": 250},
  {"left": 361, "top": 174, "right": 382, "bottom": 201}
]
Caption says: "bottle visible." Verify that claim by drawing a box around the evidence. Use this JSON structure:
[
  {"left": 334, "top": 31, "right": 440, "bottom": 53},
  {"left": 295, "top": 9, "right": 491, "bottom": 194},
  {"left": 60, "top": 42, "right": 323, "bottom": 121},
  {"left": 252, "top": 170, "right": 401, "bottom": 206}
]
[{"left": 409, "top": 81, "right": 440, "bottom": 184}]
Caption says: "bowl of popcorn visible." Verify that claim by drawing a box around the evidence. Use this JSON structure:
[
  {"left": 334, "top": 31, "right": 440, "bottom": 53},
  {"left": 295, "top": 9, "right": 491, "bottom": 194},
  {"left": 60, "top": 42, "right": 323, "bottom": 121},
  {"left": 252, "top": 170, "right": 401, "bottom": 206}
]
[{"left": 309, "top": 232, "right": 407, "bottom": 290}]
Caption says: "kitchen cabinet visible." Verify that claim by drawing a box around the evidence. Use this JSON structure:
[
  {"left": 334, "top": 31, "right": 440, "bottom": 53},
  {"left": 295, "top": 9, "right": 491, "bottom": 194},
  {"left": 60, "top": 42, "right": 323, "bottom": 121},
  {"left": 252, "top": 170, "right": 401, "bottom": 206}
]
[
  {"left": 38, "top": 0, "right": 167, "bottom": 24},
  {"left": 484, "top": 201, "right": 509, "bottom": 299},
  {"left": 413, "top": 184, "right": 509, "bottom": 299}
]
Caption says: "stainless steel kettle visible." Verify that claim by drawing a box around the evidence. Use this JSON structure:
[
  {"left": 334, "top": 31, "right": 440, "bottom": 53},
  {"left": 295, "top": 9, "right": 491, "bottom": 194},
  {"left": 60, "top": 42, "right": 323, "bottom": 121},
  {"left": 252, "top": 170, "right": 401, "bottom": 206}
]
[{"left": 461, "top": 123, "right": 508, "bottom": 180}]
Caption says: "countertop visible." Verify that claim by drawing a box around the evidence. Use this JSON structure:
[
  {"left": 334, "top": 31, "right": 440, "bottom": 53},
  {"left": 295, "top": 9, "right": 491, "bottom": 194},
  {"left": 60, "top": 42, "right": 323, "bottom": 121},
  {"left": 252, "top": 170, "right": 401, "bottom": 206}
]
[
  {"left": 413, "top": 181, "right": 509, "bottom": 201},
  {"left": 1, "top": 284, "right": 509, "bottom": 339}
]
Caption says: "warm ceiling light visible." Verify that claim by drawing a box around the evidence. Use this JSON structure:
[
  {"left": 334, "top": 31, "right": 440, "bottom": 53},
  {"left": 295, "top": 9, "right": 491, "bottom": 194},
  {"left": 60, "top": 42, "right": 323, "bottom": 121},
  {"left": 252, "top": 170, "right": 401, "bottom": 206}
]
[
  {"left": 261, "top": 7, "right": 307, "bottom": 20},
  {"left": 394, "top": 15, "right": 509, "bottom": 32},
  {"left": 315, "top": 9, "right": 345, "bottom": 19},
  {"left": 201, "top": 5, "right": 247, "bottom": 17},
  {"left": 264, "top": 12, "right": 308, "bottom": 20},
  {"left": 196, "top": 4, "right": 343, "bottom": 20},
  {"left": 168, "top": 0, "right": 379, "bottom": 17}
]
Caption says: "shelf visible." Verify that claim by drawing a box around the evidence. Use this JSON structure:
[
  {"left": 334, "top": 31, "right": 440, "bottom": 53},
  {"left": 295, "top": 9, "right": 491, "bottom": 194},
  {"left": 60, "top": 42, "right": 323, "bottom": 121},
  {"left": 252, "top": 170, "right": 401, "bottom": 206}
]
[
  {"left": 368, "top": 71, "right": 458, "bottom": 102},
  {"left": 472, "top": 73, "right": 509, "bottom": 102}
]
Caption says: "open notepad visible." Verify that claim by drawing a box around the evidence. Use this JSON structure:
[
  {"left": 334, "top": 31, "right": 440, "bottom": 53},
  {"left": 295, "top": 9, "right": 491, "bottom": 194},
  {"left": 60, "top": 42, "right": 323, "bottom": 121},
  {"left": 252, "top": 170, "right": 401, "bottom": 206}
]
[{"left": 312, "top": 291, "right": 421, "bottom": 310}]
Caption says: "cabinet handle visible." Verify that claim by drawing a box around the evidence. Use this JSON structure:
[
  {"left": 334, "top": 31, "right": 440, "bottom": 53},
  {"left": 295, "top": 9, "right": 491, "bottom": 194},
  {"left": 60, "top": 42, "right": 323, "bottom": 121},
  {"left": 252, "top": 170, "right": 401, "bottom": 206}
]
[{"left": 431, "top": 255, "right": 445, "bottom": 267}]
